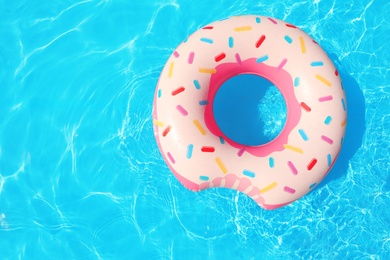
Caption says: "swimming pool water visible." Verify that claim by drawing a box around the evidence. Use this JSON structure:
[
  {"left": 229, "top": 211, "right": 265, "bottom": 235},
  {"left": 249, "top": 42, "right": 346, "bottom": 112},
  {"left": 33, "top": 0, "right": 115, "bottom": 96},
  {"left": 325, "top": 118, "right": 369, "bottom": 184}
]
[{"left": 1, "top": 0, "right": 389, "bottom": 259}]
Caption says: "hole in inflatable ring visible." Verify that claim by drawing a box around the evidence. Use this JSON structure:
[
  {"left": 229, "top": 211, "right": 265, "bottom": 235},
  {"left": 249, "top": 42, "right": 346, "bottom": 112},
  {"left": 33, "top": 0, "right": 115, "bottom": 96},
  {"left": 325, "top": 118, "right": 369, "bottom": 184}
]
[{"left": 213, "top": 74, "right": 287, "bottom": 146}]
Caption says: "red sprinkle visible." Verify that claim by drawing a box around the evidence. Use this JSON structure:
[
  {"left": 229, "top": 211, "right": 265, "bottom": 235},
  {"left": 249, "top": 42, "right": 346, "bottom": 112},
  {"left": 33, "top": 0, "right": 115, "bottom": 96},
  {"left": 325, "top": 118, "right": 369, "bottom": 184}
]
[
  {"left": 214, "top": 52, "right": 226, "bottom": 62},
  {"left": 255, "top": 35, "right": 266, "bottom": 48},
  {"left": 162, "top": 126, "right": 172, "bottom": 137},
  {"left": 335, "top": 70, "right": 339, "bottom": 76},
  {"left": 171, "top": 86, "right": 185, "bottom": 96},
  {"left": 300, "top": 102, "right": 312, "bottom": 112},
  {"left": 286, "top": 24, "right": 297, "bottom": 28},
  {"left": 201, "top": 146, "right": 215, "bottom": 152},
  {"left": 307, "top": 158, "right": 318, "bottom": 170},
  {"left": 203, "top": 26, "right": 213, "bottom": 29}
]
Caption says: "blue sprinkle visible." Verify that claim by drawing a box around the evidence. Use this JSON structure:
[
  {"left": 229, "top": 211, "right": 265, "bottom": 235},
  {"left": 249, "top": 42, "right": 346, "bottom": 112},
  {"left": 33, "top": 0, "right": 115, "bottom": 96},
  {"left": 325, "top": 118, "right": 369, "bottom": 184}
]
[
  {"left": 298, "top": 129, "right": 309, "bottom": 141},
  {"left": 157, "top": 89, "right": 162, "bottom": 98},
  {"left": 311, "top": 61, "right": 324, "bottom": 66},
  {"left": 199, "top": 175, "right": 209, "bottom": 181},
  {"left": 269, "top": 157, "right": 275, "bottom": 168},
  {"left": 199, "top": 100, "right": 209, "bottom": 105},
  {"left": 309, "top": 183, "right": 317, "bottom": 189},
  {"left": 327, "top": 154, "right": 332, "bottom": 166},
  {"left": 200, "top": 37, "right": 213, "bottom": 44},
  {"left": 228, "top": 36, "right": 234, "bottom": 48},
  {"left": 294, "top": 77, "right": 300, "bottom": 87},
  {"left": 256, "top": 17, "right": 261, "bottom": 23},
  {"left": 243, "top": 170, "right": 256, "bottom": 178},
  {"left": 193, "top": 79, "right": 201, "bottom": 90},
  {"left": 219, "top": 136, "right": 225, "bottom": 144},
  {"left": 187, "top": 144, "right": 194, "bottom": 159},
  {"left": 256, "top": 55, "right": 269, "bottom": 63},
  {"left": 341, "top": 98, "right": 346, "bottom": 111},
  {"left": 324, "top": 116, "right": 332, "bottom": 125},
  {"left": 284, "top": 35, "right": 293, "bottom": 44}
]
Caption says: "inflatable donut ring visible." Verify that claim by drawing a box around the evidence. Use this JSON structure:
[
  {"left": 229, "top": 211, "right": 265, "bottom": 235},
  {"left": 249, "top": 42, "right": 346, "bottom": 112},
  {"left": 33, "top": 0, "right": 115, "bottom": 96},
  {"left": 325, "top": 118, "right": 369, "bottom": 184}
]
[{"left": 152, "top": 15, "right": 347, "bottom": 210}]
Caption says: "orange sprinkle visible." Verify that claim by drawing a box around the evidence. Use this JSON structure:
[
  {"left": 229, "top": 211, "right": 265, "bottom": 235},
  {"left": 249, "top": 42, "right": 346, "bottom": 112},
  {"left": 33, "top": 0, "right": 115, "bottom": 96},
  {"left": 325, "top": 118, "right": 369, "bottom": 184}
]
[
  {"left": 198, "top": 68, "right": 217, "bottom": 74},
  {"left": 260, "top": 182, "right": 277, "bottom": 194},
  {"left": 234, "top": 26, "right": 252, "bottom": 32},
  {"left": 283, "top": 144, "right": 304, "bottom": 154},
  {"left": 341, "top": 119, "right": 347, "bottom": 127},
  {"left": 193, "top": 120, "right": 206, "bottom": 135},
  {"left": 215, "top": 157, "right": 227, "bottom": 174},
  {"left": 299, "top": 36, "right": 306, "bottom": 54},
  {"left": 153, "top": 119, "right": 164, "bottom": 127},
  {"left": 168, "top": 62, "right": 174, "bottom": 78},
  {"left": 315, "top": 74, "right": 332, "bottom": 87}
]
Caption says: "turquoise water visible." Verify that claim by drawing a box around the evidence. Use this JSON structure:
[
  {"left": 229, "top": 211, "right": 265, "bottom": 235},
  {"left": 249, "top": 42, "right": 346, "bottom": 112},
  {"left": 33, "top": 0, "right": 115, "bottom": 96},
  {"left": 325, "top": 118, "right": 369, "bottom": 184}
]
[{"left": 1, "top": 0, "right": 389, "bottom": 259}]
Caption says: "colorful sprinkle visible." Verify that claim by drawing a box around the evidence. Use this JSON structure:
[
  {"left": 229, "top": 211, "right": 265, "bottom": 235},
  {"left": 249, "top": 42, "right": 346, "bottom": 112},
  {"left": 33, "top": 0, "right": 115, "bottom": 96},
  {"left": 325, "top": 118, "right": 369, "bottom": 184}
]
[
  {"left": 193, "top": 120, "right": 206, "bottom": 135},
  {"left": 162, "top": 126, "right": 172, "bottom": 137},
  {"left": 307, "top": 158, "right": 318, "bottom": 170},
  {"left": 283, "top": 144, "right": 304, "bottom": 154},
  {"left": 199, "top": 100, "right": 209, "bottom": 105},
  {"left": 335, "top": 69, "right": 339, "bottom": 76},
  {"left": 269, "top": 157, "right": 275, "bottom": 168},
  {"left": 153, "top": 119, "right": 164, "bottom": 127},
  {"left": 298, "top": 129, "right": 309, "bottom": 141},
  {"left": 173, "top": 51, "right": 179, "bottom": 58},
  {"left": 187, "top": 144, "right": 194, "bottom": 159},
  {"left": 299, "top": 36, "right": 306, "bottom": 54},
  {"left": 287, "top": 161, "right": 298, "bottom": 175},
  {"left": 286, "top": 24, "right": 297, "bottom": 28},
  {"left": 167, "top": 152, "right": 175, "bottom": 164},
  {"left": 294, "top": 77, "right": 300, "bottom": 87},
  {"left": 309, "top": 183, "right": 317, "bottom": 189},
  {"left": 284, "top": 186, "right": 296, "bottom": 194},
  {"left": 234, "top": 26, "right": 252, "bottom": 32},
  {"left": 277, "top": 58, "right": 288, "bottom": 71},
  {"left": 199, "top": 68, "right": 217, "bottom": 74},
  {"left": 201, "top": 146, "right": 215, "bottom": 152},
  {"left": 255, "top": 35, "right": 266, "bottom": 48},
  {"left": 319, "top": 95, "right": 333, "bottom": 102},
  {"left": 312, "top": 39, "right": 318, "bottom": 44},
  {"left": 243, "top": 170, "right": 256, "bottom": 178},
  {"left": 215, "top": 157, "right": 227, "bottom": 174},
  {"left": 200, "top": 37, "right": 214, "bottom": 44},
  {"left": 260, "top": 182, "right": 277, "bottom": 193},
  {"left": 193, "top": 79, "right": 201, "bottom": 89},
  {"left": 199, "top": 175, "right": 209, "bottom": 181},
  {"left": 341, "top": 119, "right": 347, "bottom": 127},
  {"left": 300, "top": 102, "right": 312, "bottom": 112},
  {"left": 256, "top": 55, "right": 269, "bottom": 63},
  {"left": 171, "top": 86, "right": 185, "bottom": 96},
  {"left": 157, "top": 89, "right": 162, "bottom": 98},
  {"left": 284, "top": 35, "right": 293, "bottom": 44},
  {"left": 327, "top": 154, "right": 332, "bottom": 167},
  {"left": 315, "top": 74, "right": 332, "bottom": 87},
  {"left": 268, "top": 18, "right": 277, "bottom": 24},
  {"left": 202, "top": 26, "right": 213, "bottom": 29},
  {"left": 341, "top": 98, "right": 346, "bottom": 111},
  {"left": 214, "top": 52, "right": 226, "bottom": 62},
  {"left": 311, "top": 61, "right": 324, "bottom": 66},
  {"left": 235, "top": 53, "right": 242, "bottom": 65},
  {"left": 237, "top": 148, "right": 245, "bottom": 157},
  {"left": 324, "top": 116, "right": 332, "bottom": 125},
  {"left": 256, "top": 17, "right": 261, "bottom": 23},
  {"left": 321, "top": 135, "right": 334, "bottom": 144},
  {"left": 176, "top": 105, "right": 188, "bottom": 116},
  {"left": 188, "top": 52, "right": 195, "bottom": 64},
  {"left": 168, "top": 62, "right": 174, "bottom": 78},
  {"left": 219, "top": 136, "right": 225, "bottom": 144},
  {"left": 228, "top": 36, "right": 234, "bottom": 48}
]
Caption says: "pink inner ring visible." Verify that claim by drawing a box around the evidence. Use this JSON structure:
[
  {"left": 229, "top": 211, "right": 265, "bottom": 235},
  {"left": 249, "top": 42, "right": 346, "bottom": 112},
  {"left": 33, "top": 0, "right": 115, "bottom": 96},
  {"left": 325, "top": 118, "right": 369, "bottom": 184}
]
[{"left": 204, "top": 57, "right": 302, "bottom": 157}]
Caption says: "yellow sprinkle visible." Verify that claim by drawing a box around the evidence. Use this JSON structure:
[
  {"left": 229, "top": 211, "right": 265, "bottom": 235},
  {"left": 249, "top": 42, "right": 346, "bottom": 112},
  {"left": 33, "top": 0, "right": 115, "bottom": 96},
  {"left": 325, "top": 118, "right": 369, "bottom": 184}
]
[
  {"left": 168, "top": 62, "right": 174, "bottom": 78},
  {"left": 234, "top": 26, "right": 252, "bottom": 32},
  {"left": 299, "top": 36, "right": 306, "bottom": 54},
  {"left": 153, "top": 119, "right": 164, "bottom": 127},
  {"left": 341, "top": 119, "right": 347, "bottom": 127},
  {"left": 193, "top": 120, "right": 206, "bottom": 135},
  {"left": 215, "top": 157, "right": 227, "bottom": 174},
  {"left": 315, "top": 74, "right": 332, "bottom": 87},
  {"left": 260, "top": 182, "right": 277, "bottom": 194},
  {"left": 198, "top": 68, "right": 217, "bottom": 74},
  {"left": 283, "top": 144, "right": 304, "bottom": 154}
]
